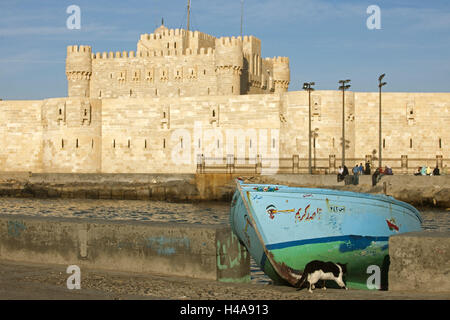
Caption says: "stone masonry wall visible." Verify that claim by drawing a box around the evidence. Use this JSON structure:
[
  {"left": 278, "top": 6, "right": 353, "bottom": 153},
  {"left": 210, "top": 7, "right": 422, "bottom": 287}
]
[
  {"left": 0, "top": 91, "right": 448, "bottom": 174},
  {"left": 0, "top": 100, "right": 43, "bottom": 172}
]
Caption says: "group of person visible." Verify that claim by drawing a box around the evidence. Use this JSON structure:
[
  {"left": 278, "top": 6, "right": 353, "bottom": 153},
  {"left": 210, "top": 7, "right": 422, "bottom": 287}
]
[
  {"left": 414, "top": 165, "right": 447, "bottom": 176},
  {"left": 337, "top": 162, "right": 394, "bottom": 186},
  {"left": 337, "top": 162, "right": 447, "bottom": 187},
  {"left": 337, "top": 162, "right": 371, "bottom": 180}
]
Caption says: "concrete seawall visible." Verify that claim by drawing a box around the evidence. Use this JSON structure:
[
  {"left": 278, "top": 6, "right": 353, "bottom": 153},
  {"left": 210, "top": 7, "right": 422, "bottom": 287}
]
[
  {"left": 389, "top": 231, "right": 450, "bottom": 292},
  {"left": 0, "top": 172, "right": 449, "bottom": 207},
  {"left": 0, "top": 215, "right": 250, "bottom": 283}
]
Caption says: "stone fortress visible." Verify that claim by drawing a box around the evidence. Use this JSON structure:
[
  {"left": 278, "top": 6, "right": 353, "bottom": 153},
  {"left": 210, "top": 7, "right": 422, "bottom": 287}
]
[
  {"left": 67, "top": 23, "right": 290, "bottom": 99},
  {"left": 0, "top": 24, "right": 448, "bottom": 174}
]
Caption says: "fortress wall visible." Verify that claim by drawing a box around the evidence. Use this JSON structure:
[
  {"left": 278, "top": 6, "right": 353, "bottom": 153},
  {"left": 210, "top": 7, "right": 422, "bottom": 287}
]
[
  {"left": 40, "top": 98, "right": 102, "bottom": 173},
  {"left": 0, "top": 92, "right": 448, "bottom": 174},
  {"left": 100, "top": 94, "right": 281, "bottom": 174},
  {"left": 0, "top": 100, "right": 43, "bottom": 172},
  {"left": 354, "top": 93, "right": 450, "bottom": 165},
  {"left": 90, "top": 50, "right": 217, "bottom": 99},
  {"left": 281, "top": 91, "right": 357, "bottom": 162}
]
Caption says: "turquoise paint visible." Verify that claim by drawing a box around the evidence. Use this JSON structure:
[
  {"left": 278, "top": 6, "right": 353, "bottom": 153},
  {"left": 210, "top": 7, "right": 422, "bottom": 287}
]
[
  {"left": 7, "top": 221, "right": 26, "bottom": 237},
  {"left": 217, "top": 233, "right": 246, "bottom": 271},
  {"left": 144, "top": 236, "right": 190, "bottom": 256}
]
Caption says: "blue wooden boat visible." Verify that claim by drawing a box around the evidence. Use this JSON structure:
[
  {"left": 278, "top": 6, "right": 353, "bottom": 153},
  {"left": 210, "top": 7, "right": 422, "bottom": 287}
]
[{"left": 230, "top": 179, "right": 422, "bottom": 289}]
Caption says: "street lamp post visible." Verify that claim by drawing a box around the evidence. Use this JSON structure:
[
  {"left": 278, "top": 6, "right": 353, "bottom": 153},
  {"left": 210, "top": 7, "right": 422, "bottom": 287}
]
[
  {"left": 303, "top": 82, "right": 315, "bottom": 174},
  {"left": 338, "top": 79, "right": 351, "bottom": 167},
  {"left": 378, "top": 74, "right": 387, "bottom": 169}
]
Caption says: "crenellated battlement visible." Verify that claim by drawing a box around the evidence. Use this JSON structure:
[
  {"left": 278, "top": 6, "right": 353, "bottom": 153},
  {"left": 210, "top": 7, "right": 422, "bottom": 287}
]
[
  {"left": 266, "top": 56, "right": 289, "bottom": 64},
  {"left": 91, "top": 47, "right": 215, "bottom": 60},
  {"left": 139, "top": 28, "right": 216, "bottom": 42},
  {"left": 216, "top": 36, "right": 243, "bottom": 47},
  {"left": 67, "top": 45, "right": 92, "bottom": 54}
]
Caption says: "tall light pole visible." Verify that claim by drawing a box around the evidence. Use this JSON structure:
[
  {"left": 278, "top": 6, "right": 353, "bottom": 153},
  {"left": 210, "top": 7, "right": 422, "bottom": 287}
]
[
  {"left": 378, "top": 74, "right": 387, "bottom": 169},
  {"left": 339, "top": 80, "right": 351, "bottom": 167},
  {"left": 303, "top": 82, "right": 315, "bottom": 174}
]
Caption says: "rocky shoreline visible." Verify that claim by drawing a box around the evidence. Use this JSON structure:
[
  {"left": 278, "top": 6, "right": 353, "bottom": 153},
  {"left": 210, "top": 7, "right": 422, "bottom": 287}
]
[{"left": 0, "top": 172, "right": 449, "bottom": 208}]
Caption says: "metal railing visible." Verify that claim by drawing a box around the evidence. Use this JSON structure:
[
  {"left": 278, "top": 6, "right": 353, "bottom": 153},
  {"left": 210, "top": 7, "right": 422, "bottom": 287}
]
[{"left": 196, "top": 154, "right": 447, "bottom": 174}]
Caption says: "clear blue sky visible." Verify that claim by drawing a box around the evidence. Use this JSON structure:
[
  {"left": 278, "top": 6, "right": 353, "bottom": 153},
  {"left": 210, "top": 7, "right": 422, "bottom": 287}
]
[{"left": 1, "top": 0, "right": 449, "bottom": 99}]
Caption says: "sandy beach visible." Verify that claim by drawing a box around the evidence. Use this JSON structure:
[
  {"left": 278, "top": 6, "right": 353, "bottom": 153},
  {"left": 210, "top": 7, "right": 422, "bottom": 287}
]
[{"left": 0, "top": 260, "right": 448, "bottom": 300}]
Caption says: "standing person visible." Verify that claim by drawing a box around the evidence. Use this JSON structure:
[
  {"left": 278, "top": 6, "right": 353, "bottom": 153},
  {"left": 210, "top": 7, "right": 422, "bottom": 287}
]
[
  {"left": 372, "top": 168, "right": 380, "bottom": 186},
  {"left": 352, "top": 164, "right": 360, "bottom": 185},
  {"left": 364, "top": 161, "right": 371, "bottom": 175},
  {"left": 343, "top": 165, "right": 349, "bottom": 177},
  {"left": 359, "top": 163, "right": 364, "bottom": 175}
]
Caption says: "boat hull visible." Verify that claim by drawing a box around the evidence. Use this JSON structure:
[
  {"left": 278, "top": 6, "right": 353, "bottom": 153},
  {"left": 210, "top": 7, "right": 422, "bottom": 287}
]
[{"left": 230, "top": 181, "right": 422, "bottom": 290}]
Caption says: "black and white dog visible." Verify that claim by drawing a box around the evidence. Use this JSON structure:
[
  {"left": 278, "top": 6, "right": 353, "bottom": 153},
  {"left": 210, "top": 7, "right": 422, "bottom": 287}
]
[{"left": 294, "top": 260, "right": 348, "bottom": 293}]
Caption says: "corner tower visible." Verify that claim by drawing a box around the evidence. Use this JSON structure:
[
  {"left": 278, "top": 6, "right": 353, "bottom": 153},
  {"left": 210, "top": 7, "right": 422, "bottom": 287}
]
[
  {"left": 214, "top": 37, "right": 243, "bottom": 95},
  {"left": 272, "top": 57, "right": 290, "bottom": 93},
  {"left": 66, "top": 45, "right": 92, "bottom": 97}
]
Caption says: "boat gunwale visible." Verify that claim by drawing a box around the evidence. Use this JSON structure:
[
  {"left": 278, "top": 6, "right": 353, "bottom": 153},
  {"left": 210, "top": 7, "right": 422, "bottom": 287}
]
[{"left": 239, "top": 183, "right": 422, "bottom": 223}]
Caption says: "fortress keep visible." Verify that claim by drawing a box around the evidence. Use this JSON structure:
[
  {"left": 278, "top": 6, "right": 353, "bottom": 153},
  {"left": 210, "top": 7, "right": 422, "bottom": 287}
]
[
  {"left": 0, "top": 25, "right": 448, "bottom": 174},
  {"left": 66, "top": 24, "right": 290, "bottom": 99}
]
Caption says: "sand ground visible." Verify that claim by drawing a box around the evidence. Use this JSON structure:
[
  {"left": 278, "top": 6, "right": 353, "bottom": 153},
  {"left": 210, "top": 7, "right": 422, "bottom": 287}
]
[{"left": 0, "top": 260, "right": 448, "bottom": 300}]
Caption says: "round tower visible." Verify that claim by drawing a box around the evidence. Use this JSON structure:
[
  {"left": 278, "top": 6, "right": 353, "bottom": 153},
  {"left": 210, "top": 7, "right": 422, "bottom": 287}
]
[
  {"left": 214, "top": 37, "right": 243, "bottom": 95},
  {"left": 66, "top": 45, "right": 92, "bottom": 97},
  {"left": 272, "top": 57, "right": 290, "bottom": 93}
]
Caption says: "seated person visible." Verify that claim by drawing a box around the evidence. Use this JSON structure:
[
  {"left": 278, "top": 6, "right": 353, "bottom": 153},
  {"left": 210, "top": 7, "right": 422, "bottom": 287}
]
[{"left": 433, "top": 166, "right": 440, "bottom": 176}]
